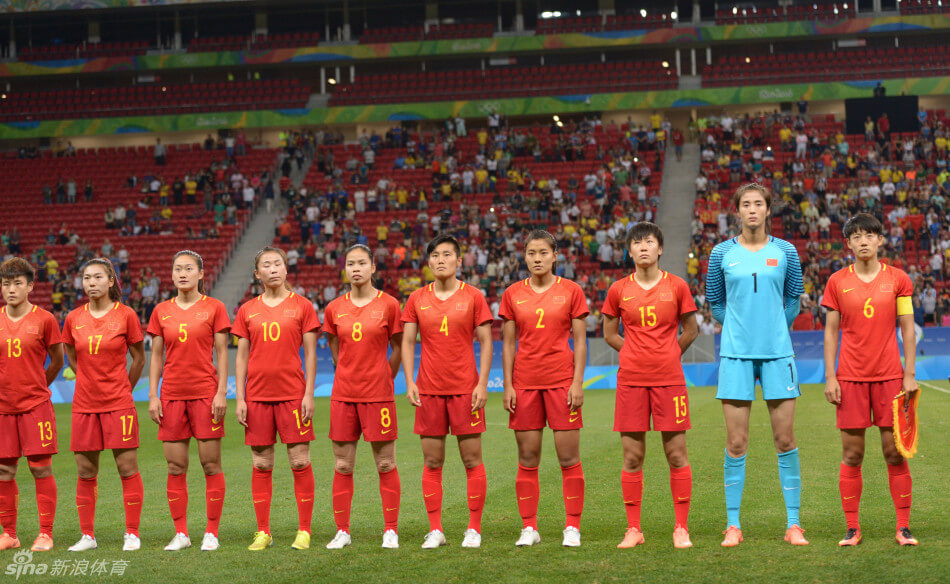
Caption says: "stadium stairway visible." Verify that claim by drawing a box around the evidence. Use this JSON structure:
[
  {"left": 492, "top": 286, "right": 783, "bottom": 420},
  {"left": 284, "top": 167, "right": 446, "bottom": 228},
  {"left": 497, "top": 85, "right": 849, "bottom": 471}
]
[
  {"left": 657, "top": 143, "right": 700, "bottom": 279},
  {"left": 210, "top": 205, "right": 281, "bottom": 315}
]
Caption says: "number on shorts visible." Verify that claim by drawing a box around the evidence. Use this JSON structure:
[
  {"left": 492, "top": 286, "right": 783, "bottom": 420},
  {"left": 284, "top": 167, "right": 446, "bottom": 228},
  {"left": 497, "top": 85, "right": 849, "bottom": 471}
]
[
  {"left": 119, "top": 415, "right": 134, "bottom": 438},
  {"left": 473, "top": 409, "right": 481, "bottom": 420},
  {"left": 788, "top": 362, "right": 795, "bottom": 382},
  {"left": 178, "top": 323, "right": 188, "bottom": 343},
  {"left": 535, "top": 308, "right": 545, "bottom": 328},
  {"left": 673, "top": 395, "right": 688, "bottom": 418},
  {"left": 352, "top": 321, "right": 363, "bottom": 342},
  {"left": 380, "top": 407, "right": 391, "bottom": 428},
  {"left": 87, "top": 335, "right": 103, "bottom": 355},
  {"left": 5, "top": 338, "right": 21, "bottom": 358},
  {"left": 292, "top": 408, "right": 312, "bottom": 428},
  {"left": 863, "top": 297, "right": 874, "bottom": 319},
  {"left": 37, "top": 421, "right": 53, "bottom": 442},
  {"left": 439, "top": 315, "right": 448, "bottom": 336}
]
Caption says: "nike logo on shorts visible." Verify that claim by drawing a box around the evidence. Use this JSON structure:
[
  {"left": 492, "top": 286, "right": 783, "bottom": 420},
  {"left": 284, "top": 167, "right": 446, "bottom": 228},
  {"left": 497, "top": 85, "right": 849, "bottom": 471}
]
[{"left": 729, "top": 262, "right": 741, "bottom": 267}]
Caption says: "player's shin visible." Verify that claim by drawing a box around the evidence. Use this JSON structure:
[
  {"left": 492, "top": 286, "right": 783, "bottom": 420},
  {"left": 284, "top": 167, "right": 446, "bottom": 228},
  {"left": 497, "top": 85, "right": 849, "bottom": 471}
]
[{"left": 777, "top": 448, "right": 802, "bottom": 529}]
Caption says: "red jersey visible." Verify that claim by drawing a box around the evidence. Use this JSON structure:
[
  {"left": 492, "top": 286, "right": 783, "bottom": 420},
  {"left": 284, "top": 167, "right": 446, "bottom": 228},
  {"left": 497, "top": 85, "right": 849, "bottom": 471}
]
[
  {"left": 146, "top": 295, "right": 231, "bottom": 400},
  {"left": 821, "top": 264, "right": 913, "bottom": 382},
  {"left": 401, "top": 282, "right": 493, "bottom": 396},
  {"left": 601, "top": 271, "right": 697, "bottom": 387},
  {"left": 498, "top": 277, "right": 589, "bottom": 390},
  {"left": 231, "top": 292, "right": 320, "bottom": 402},
  {"left": 323, "top": 290, "right": 403, "bottom": 402},
  {"left": 62, "top": 303, "right": 144, "bottom": 413},
  {"left": 0, "top": 305, "right": 62, "bottom": 414}
]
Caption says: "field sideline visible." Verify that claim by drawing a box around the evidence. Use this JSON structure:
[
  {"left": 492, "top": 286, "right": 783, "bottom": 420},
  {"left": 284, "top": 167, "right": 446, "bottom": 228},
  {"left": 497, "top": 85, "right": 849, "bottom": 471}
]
[{"left": 5, "top": 382, "right": 948, "bottom": 583}]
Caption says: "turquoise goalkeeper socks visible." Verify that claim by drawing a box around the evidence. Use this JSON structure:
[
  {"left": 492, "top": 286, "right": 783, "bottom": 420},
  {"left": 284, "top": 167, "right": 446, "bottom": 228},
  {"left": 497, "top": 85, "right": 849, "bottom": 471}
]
[
  {"left": 777, "top": 448, "right": 802, "bottom": 529},
  {"left": 723, "top": 450, "right": 746, "bottom": 529}
]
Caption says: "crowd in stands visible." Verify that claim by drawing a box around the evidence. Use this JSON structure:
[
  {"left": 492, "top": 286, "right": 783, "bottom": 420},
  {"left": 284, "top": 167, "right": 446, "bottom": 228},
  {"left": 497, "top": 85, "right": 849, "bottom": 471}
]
[{"left": 687, "top": 107, "right": 950, "bottom": 332}]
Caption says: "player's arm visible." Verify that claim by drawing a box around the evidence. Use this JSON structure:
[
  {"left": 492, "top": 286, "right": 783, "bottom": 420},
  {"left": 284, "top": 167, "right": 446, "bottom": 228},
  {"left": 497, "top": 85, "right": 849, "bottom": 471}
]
[
  {"left": 212, "top": 331, "right": 229, "bottom": 421},
  {"left": 677, "top": 312, "right": 699, "bottom": 354},
  {"left": 64, "top": 342, "right": 78, "bottom": 374},
  {"left": 147, "top": 335, "right": 165, "bottom": 424},
  {"left": 501, "top": 319, "right": 517, "bottom": 412},
  {"left": 327, "top": 333, "right": 339, "bottom": 365},
  {"left": 602, "top": 314, "right": 623, "bottom": 351},
  {"left": 568, "top": 317, "right": 586, "bottom": 409},
  {"left": 388, "top": 333, "right": 403, "bottom": 378},
  {"left": 472, "top": 322, "right": 492, "bottom": 412},
  {"left": 706, "top": 246, "right": 726, "bottom": 323},
  {"left": 234, "top": 337, "right": 250, "bottom": 426},
  {"left": 783, "top": 243, "right": 805, "bottom": 327},
  {"left": 301, "top": 330, "right": 318, "bottom": 423},
  {"left": 401, "top": 322, "right": 420, "bottom": 406},
  {"left": 823, "top": 309, "right": 841, "bottom": 405},
  {"left": 45, "top": 343, "right": 64, "bottom": 386},
  {"left": 127, "top": 341, "right": 146, "bottom": 390},
  {"left": 898, "top": 305, "right": 918, "bottom": 396}
]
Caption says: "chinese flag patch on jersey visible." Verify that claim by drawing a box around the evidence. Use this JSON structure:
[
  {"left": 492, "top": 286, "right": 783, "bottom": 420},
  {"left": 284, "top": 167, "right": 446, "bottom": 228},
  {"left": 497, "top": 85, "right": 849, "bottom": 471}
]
[
  {"left": 660, "top": 292, "right": 673, "bottom": 302},
  {"left": 371, "top": 310, "right": 384, "bottom": 319},
  {"left": 881, "top": 283, "right": 893, "bottom": 292},
  {"left": 766, "top": 258, "right": 779, "bottom": 267},
  {"left": 553, "top": 296, "right": 566, "bottom": 304},
  {"left": 456, "top": 303, "right": 467, "bottom": 312},
  {"left": 26, "top": 325, "right": 39, "bottom": 335},
  {"left": 195, "top": 312, "right": 209, "bottom": 320},
  {"left": 108, "top": 321, "right": 120, "bottom": 330},
  {"left": 283, "top": 309, "right": 297, "bottom": 317}
]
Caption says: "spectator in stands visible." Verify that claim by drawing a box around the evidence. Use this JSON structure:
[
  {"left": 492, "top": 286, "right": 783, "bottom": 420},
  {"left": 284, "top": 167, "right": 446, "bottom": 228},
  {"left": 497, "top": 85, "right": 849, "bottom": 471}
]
[
  {"left": 84, "top": 179, "right": 94, "bottom": 202},
  {"left": 154, "top": 138, "right": 167, "bottom": 165}
]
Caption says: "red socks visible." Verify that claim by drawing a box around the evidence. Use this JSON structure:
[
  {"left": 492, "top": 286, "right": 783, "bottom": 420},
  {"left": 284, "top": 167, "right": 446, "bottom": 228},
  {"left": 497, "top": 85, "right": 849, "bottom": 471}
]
[
  {"left": 34, "top": 476, "right": 56, "bottom": 536},
  {"left": 465, "top": 464, "right": 487, "bottom": 532},
  {"left": 292, "top": 464, "right": 314, "bottom": 534},
  {"left": 561, "top": 462, "right": 585, "bottom": 529},
  {"left": 670, "top": 465, "right": 692, "bottom": 529},
  {"left": 205, "top": 472, "right": 225, "bottom": 536},
  {"left": 515, "top": 465, "right": 539, "bottom": 529},
  {"left": 76, "top": 476, "right": 97, "bottom": 537},
  {"left": 251, "top": 467, "right": 272, "bottom": 534},
  {"left": 0, "top": 479, "right": 18, "bottom": 538},
  {"left": 887, "top": 461, "right": 912, "bottom": 529},
  {"left": 332, "top": 471, "right": 354, "bottom": 533},
  {"left": 120, "top": 472, "right": 143, "bottom": 536},
  {"left": 166, "top": 473, "right": 188, "bottom": 535},
  {"left": 839, "top": 463, "right": 863, "bottom": 529},
  {"left": 378, "top": 468, "right": 400, "bottom": 532},
  {"left": 421, "top": 466, "right": 443, "bottom": 532},
  {"left": 621, "top": 470, "right": 643, "bottom": 530}
]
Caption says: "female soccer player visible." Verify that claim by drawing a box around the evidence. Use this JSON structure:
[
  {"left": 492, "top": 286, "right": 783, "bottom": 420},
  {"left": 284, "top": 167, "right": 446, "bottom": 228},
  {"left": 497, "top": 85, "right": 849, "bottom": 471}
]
[
  {"left": 63, "top": 258, "right": 146, "bottom": 552},
  {"left": 822, "top": 213, "right": 919, "bottom": 546},
  {"left": 147, "top": 250, "right": 231, "bottom": 552},
  {"left": 323, "top": 244, "right": 403, "bottom": 550},
  {"left": 402, "top": 234, "right": 493, "bottom": 549},
  {"left": 500, "top": 230, "right": 588, "bottom": 548},
  {"left": 602, "top": 222, "right": 698, "bottom": 549},
  {"left": 233, "top": 246, "right": 319, "bottom": 551},
  {"left": 0, "top": 258, "right": 64, "bottom": 552},
  {"left": 705, "top": 183, "right": 807, "bottom": 547}
]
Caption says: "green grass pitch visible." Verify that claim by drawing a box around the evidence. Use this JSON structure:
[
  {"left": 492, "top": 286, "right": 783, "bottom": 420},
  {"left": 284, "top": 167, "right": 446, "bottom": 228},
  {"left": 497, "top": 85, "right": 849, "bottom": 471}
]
[{"left": 5, "top": 382, "right": 949, "bottom": 583}]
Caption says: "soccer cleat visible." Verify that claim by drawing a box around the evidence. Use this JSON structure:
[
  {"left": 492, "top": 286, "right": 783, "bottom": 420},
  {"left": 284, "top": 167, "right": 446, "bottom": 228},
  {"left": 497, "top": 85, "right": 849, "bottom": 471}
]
[
  {"left": 68, "top": 535, "right": 97, "bottom": 552},
  {"left": 562, "top": 526, "right": 581, "bottom": 547},
  {"left": 515, "top": 527, "right": 541, "bottom": 547},
  {"left": 30, "top": 534, "right": 53, "bottom": 552},
  {"left": 291, "top": 530, "right": 311, "bottom": 550},
  {"left": 122, "top": 533, "right": 141, "bottom": 551},
  {"left": 325, "top": 530, "right": 351, "bottom": 550},
  {"left": 247, "top": 531, "right": 273, "bottom": 551},
  {"left": 461, "top": 528, "right": 481, "bottom": 548},
  {"left": 200, "top": 533, "right": 219, "bottom": 551},
  {"left": 421, "top": 529, "right": 446, "bottom": 549},
  {"left": 0, "top": 533, "right": 20, "bottom": 550},
  {"left": 784, "top": 525, "right": 809, "bottom": 546},
  {"left": 721, "top": 526, "right": 743, "bottom": 547},
  {"left": 381, "top": 529, "right": 399, "bottom": 549},
  {"left": 838, "top": 528, "right": 862, "bottom": 547},
  {"left": 617, "top": 527, "right": 645, "bottom": 549},
  {"left": 164, "top": 532, "right": 191, "bottom": 551},
  {"left": 673, "top": 527, "right": 693, "bottom": 549},
  {"left": 895, "top": 527, "right": 919, "bottom": 546}
]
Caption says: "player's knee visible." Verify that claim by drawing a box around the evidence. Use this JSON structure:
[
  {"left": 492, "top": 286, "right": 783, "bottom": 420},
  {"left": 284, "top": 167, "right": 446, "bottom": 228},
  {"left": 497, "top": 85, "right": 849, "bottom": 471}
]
[
  {"left": 375, "top": 457, "right": 396, "bottom": 474},
  {"left": 773, "top": 436, "right": 797, "bottom": 453},
  {"left": 556, "top": 453, "right": 580, "bottom": 468},
  {"left": 622, "top": 453, "right": 644, "bottom": 473},
  {"left": 518, "top": 453, "right": 541, "bottom": 468},
  {"left": 116, "top": 461, "right": 139, "bottom": 478},
  {"left": 725, "top": 438, "right": 747, "bottom": 458},
  {"left": 167, "top": 461, "right": 188, "bottom": 475},
  {"left": 422, "top": 455, "right": 444, "bottom": 470},
  {"left": 200, "top": 460, "right": 221, "bottom": 476},
  {"left": 881, "top": 444, "right": 903, "bottom": 466},
  {"left": 666, "top": 451, "right": 689, "bottom": 469},
  {"left": 334, "top": 459, "right": 354, "bottom": 475},
  {"left": 252, "top": 460, "right": 274, "bottom": 472},
  {"left": 460, "top": 454, "right": 482, "bottom": 470},
  {"left": 0, "top": 461, "right": 18, "bottom": 480}
]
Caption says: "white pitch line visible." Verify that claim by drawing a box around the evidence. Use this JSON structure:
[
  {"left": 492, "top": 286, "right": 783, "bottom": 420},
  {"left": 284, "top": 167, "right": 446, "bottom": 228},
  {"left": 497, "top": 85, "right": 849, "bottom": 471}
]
[{"left": 918, "top": 380, "right": 950, "bottom": 395}]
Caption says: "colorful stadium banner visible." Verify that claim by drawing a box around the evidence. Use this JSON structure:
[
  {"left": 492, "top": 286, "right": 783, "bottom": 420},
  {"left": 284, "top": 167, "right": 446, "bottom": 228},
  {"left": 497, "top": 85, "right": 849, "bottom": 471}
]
[
  {"left": 1, "top": 14, "right": 948, "bottom": 77},
  {"left": 0, "top": 0, "right": 244, "bottom": 11},
  {"left": 4, "top": 76, "right": 950, "bottom": 140}
]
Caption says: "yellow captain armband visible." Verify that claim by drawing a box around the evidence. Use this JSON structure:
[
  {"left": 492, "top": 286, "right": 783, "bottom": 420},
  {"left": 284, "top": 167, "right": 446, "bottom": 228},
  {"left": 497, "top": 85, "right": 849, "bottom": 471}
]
[{"left": 896, "top": 296, "right": 913, "bottom": 316}]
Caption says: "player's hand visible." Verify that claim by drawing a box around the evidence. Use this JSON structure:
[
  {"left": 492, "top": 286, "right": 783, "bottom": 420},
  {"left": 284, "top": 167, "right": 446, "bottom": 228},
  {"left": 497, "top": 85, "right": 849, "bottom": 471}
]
[
  {"left": 235, "top": 399, "right": 248, "bottom": 427},
  {"left": 471, "top": 383, "right": 488, "bottom": 412},
  {"left": 211, "top": 391, "right": 227, "bottom": 422},
  {"left": 300, "top": 395, "right": 315, "bottom": 424},
  {"left": 824, "top": 378, "right": 841, "bottom": 405},
  {"left": 406, "top": 382, "right": 422, "bottom": 407},
  {"left": 567, "top": 381, "right": 584, "bottom": 410},
  {"left": 503, "top": 385, "right": 516, "bottom": 413},
  {"left": 148, "top": 396, "right": 162, "bottom": 424},
  {"left": 897, "top": 374, "right": 920, "bottom": 398}
]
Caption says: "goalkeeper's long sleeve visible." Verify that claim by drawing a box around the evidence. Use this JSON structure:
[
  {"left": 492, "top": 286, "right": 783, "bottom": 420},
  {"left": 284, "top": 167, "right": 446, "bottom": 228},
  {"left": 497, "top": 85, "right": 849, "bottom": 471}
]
[{"left": 784, "top": 296, "right": 801, "bottom": 328}]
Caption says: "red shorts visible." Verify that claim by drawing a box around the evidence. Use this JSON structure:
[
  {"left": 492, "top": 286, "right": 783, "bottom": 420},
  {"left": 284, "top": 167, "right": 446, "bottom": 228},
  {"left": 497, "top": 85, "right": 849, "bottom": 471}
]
[
  {"left": 244, "top": 400, "right": 315, "bottom": 446},
  {"left": 0, "top": 400, "right": 58, "bottom": 459},
  {"left": 614, "top": 385, "right": 691, "bottom": 432},
  {"left": 329, "top": 400, "right": 398, "bottom": 442},
  {"left": 71, "top": 407, "right": 139, "bottom": 452},
  {"left": 836, "top": 379, "right": 901, "bottom": 429},
  {"left": 508, "top": 387, "right": 582, "bottom": 431},
  {"left": 414, "top": 394, "right": 486, "bottom": 437},
  {"left": 158, "top": 397, "right": 225, "bottom": 441}
]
